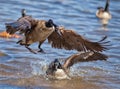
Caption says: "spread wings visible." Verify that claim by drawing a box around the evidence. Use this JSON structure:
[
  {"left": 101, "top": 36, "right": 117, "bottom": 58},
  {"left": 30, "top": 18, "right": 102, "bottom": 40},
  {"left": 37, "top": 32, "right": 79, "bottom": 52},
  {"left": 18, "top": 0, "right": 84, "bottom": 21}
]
[
  {"left": 48, "top": 26, "right": 109, "bottom": 52},
  {"left": 5, "top": 15, "right": 36, "bottom": 35},
  {"left": 63, "top": 52, "right": 108, "bottom": 68}
]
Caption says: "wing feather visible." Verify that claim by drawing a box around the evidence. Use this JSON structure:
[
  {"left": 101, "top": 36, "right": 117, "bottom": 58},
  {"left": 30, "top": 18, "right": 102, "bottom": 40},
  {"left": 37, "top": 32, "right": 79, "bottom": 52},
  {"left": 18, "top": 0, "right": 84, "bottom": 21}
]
[
  {"left": 48, "top": 27, "right": 108, "bottom": 52},
  {"left": 5, "top": 16, "right": 36, "bottom": 34},
  {"left": 63, "top": 52, "right": 108, "bottom": 68}
]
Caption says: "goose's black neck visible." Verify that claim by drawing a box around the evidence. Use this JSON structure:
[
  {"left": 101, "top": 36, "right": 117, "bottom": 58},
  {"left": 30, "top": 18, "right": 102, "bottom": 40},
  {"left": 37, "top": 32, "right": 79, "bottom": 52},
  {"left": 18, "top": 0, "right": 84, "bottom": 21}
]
[
  {"left": 104, "top": 0, "right": 110, "bottom": 12},
  {"left": 45, "top": 19, "right": 58, "bottom": 28},
  {"left": 21, "top": 9, "right": 26, "bottom": 17}
]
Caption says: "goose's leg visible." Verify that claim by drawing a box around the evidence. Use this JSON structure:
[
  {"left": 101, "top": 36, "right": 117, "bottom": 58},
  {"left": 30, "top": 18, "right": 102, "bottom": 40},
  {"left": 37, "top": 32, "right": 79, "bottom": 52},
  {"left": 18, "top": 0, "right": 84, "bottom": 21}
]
[
  {"left": 16, "top": 40, "right": 23, "bottom": 44},
  {"left": 17, "top": 39, "right": 36, "bottom": 54},
  {"left": 38, "top": 43, "right": 44, "bottom": 53},
  {"left": 38, "top": 40, "right": 45, "bottom": 53},
  {"left": 25, "top": 34, "right": 37, "bottom": 54},
  {"left": 25, "top": 45, "right": 37, "bottom": 54}
]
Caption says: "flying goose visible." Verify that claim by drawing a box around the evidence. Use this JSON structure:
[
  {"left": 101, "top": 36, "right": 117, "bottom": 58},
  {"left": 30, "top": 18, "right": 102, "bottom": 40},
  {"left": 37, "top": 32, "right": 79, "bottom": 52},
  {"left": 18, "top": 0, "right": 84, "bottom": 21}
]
[
  {"left": 6, "top": 9, "right": 109, "bottom": 54},
  {"left": 5, "top": 9, "right": 61, "bottom": 53},
  {"left": 96, "top": 0, "right": 112, "bottom": 25},
  {"left": 46, "top": 51, "right": 108, "bottom": 80}
]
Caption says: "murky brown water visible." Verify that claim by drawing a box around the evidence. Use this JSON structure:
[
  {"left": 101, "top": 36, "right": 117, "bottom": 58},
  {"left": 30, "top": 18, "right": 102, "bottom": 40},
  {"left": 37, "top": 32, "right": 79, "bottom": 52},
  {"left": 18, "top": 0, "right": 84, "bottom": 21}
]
[{"left": 0, "top": 0, "right": 120, "bottom": 89}]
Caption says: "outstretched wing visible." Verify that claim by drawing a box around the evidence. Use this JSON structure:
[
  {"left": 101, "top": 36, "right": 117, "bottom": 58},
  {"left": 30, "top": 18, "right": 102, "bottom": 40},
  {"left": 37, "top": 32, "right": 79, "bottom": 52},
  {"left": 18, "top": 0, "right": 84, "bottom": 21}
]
[
  {"left": 48, "top": 26, "right": 109, "bottom": 52},
  {"left": 63, "top": 52, "right": 108, "bottom": 68},
  {"left": 5, "top": 16, "right": 34, "bottom": 35}
]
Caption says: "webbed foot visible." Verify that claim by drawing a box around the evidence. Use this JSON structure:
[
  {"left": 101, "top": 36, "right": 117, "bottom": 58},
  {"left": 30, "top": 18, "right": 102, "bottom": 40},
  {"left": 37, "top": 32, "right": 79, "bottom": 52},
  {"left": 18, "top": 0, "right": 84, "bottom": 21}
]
[{"left": 38, "top": 48, "right": 45, "bottom": 53}]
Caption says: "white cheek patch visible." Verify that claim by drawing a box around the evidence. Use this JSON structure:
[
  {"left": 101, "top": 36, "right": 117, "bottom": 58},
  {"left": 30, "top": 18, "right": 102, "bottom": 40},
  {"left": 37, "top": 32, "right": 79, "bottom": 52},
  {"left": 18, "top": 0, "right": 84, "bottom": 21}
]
[{"left": 52, "top": 26, "right": 55, "bottom": 31}]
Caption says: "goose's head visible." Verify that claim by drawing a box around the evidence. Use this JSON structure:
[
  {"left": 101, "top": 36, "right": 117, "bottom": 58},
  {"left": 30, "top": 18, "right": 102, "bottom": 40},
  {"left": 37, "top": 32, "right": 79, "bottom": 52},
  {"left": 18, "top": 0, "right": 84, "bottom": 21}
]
[
  {"left": 21, "top": 9, "right": 26, "bottom": 17},
  {"left": 45, "top": 19, "right": 62, "bottom": 37},
  {"left": 45, "top": 19, "right": 56, "bottom": 28},
  {"left": 97, "top": 7, "right": 104, "bottom": 12},
  {"left": 46, "top": 59, "right": 70, "bottom": 80}
]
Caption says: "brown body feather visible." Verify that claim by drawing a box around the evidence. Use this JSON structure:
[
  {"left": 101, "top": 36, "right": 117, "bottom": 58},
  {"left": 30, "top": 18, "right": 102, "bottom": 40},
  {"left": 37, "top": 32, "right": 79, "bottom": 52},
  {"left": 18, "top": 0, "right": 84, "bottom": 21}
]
[{"left": 20, "top": 20, "right": 55, "bottom": 45}]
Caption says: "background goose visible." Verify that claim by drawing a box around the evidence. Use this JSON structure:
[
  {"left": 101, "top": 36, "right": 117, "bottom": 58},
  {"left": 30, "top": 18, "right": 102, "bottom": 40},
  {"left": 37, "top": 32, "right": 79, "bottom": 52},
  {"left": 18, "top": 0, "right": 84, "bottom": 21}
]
[
  {"left": 6, "top": 9, "right": 109, "bottom": 54},
  {"left": 46, "top": 52, "right": 108, "bottom": 80},
  {"left": 96, "top": 0, "right": 112, "bottom": 26}
]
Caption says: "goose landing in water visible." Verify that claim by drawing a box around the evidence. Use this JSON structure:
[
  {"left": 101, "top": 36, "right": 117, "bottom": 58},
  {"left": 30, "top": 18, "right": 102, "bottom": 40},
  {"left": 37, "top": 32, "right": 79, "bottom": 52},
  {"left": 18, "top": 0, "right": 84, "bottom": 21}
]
[
  {"left": 5, "top": 9, "right": 61, "bottom": 54},
  {"left": 6, "top": 9, "right": 109, "bottom": 54},
  {"left": 96, "top": 0, "right": 112, "bottom": 26},
  {"left": 46, "top": 52, "right": 108, "bottom": 80}
]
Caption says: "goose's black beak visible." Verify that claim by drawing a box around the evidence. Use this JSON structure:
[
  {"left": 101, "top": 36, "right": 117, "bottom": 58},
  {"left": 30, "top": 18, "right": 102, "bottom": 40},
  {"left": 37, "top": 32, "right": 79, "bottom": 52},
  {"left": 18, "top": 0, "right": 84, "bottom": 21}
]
[{"left": 46, "top": 19, "right": 63, "bottom": 37}]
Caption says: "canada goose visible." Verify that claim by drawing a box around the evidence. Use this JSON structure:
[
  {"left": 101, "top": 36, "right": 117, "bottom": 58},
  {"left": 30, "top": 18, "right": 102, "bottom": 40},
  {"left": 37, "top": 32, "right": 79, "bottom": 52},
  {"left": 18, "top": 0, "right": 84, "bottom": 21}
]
[
  {"left": 6, "top": 9, "right": 109, "bottom": 54},
  {"left": 96, "top": 0, "right": 112, "bottom": 25},
  {"left": 5, "top": 9, "right": 61, "bottom": 53},
  {"left": 46, "top": 52, "right": 108, "bottom": 80}
]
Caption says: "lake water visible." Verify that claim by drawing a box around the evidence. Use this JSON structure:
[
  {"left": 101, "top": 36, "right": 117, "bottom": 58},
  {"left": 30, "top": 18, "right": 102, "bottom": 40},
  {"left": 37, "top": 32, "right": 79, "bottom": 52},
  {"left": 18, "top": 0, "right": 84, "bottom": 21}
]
[{"left": 0, "top": 0, "right": 120, "bottom": 89}]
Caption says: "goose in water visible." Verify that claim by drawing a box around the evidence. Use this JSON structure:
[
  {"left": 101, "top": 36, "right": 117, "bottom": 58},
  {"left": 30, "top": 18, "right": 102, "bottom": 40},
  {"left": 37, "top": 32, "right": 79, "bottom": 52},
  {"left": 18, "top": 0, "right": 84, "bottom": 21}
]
[
  {"left": 6, "top": 9, "right": 109, "bottom": 54},
  {"left": 96, "top": 0, "right": 112, "bottom": 26},
  {"left": 46, "top": 51, "right": 108, "bottom": 80}
]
